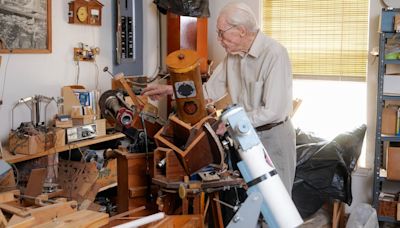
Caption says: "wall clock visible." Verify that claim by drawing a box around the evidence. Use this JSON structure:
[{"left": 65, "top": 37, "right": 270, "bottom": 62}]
[
  {"left": 68, "top": 0, "right": 103, "bottom": 26},
  {"left": 77, "top": 6, "right": 88, "bottom": 23}
]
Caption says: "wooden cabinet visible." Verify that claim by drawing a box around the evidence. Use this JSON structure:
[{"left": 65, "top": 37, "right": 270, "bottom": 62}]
[{"left": 115, "top": 149, "right": 156, "bottom": 216}]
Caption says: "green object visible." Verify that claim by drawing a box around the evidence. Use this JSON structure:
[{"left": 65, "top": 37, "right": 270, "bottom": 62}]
[{"left": 385, "top": 52, "right": 398, "bottom": 60}]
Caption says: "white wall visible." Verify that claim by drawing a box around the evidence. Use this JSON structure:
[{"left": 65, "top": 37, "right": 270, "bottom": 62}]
[
  {"left": 208, "top": 0, "right": 261, "bottom": 65},
  {"left": 0, "top": 0, "right": 160, "bottom": 143},
  {"left": 142, "top": 1, "right": 161, "bottom": 79},
  {"left": 0, "top": 0, "right": 113, "bottom": 141}
]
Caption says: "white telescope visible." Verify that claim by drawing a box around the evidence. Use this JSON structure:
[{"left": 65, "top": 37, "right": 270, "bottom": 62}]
[{"left": 221, "top": 105, "right": 303, "bottom": 228}]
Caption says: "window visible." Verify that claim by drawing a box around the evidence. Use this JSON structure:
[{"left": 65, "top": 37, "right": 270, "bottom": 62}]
[
  {"left": 261, "top": 0, "right": 369, "bottom": 167},
  {"left": 262, "top": 0, "right": 369, "bottom": 81}
]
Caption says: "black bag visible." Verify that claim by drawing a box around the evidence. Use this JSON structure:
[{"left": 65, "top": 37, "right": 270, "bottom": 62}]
[{"left": 153, "top": 0, "right": 210, "bottom": 17}]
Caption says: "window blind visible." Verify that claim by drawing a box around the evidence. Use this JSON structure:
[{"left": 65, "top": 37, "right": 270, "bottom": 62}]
[{"left": 262, "top": 0, "right": 368, "bottom": 80}]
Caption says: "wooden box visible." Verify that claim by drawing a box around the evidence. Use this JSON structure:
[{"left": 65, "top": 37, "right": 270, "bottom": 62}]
[
  {"left": 61, "top": 85, "right": 100, "bottom": 120},
  {"left": 55, "top": 119, "right": 73, "bottom": 128},
  {"left": 387, "top": 145, "right": 400, "bottom": 180},
  {"left": 8, "top": 131, "right": 55, "bottom": 155},
  {"left": 382, "top": 107, "right": 397, "bottom": 135},
  {"left": 96, "top": 159, "right": 117, "bottom": 188},
  {"left": 379, "top": 199, "right": 398, "bottom": 218},
  {"left": 115, "top": 149, "right": 156, "bottom": 216},
  {"left": 154, "top": 147, "right": 186, "bottom": 182},
  {"left": 95, "top": 119, "right": 106, "bottom": 137},
  {"left": 154, "top": 115, "right": 219, "bottom": 175},
  {"left": 72, "top": 115, "right": 95, "bottom": 126},
  {"left": 54, "top": 128, "right": 66, "bottom": 148}
]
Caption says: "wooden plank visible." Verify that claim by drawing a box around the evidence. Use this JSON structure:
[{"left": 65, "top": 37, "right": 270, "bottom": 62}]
[
  {"left": 0, "top": 204, "right": 30, "bottom": 217},
  {"left": 7, "top": 215, "right": 35, "bottom": 228},
  {"left": 25, "top": 168, "right": 46, "bottom": 197},
  {"left": 3, "top": 133, "right": 125, "bottom": 163},
  {"left": 32, "top": 210, "right": 108, "bottom": 228},
  {"left": 150, "top": 215, "right": 204, "bottom": 228},
  {"left": 0, "top": 190, "right": 19, "bottom": 204},
  {"left": 0, "top": 209, "right": 7, "bottom": 227},
  {"left": 210, "top": 192, "right": 224, "bottom": 228},
  {"left": 28, "top": 202, "right": 77, "bottom": 224}
]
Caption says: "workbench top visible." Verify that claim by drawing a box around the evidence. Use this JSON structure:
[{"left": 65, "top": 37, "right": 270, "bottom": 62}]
[{"left": 1, "top": 132, "right": 125, "bottom": 163}]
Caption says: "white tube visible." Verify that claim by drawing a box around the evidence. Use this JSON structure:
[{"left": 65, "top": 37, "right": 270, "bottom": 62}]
[
  {"left": 113, "top": 212, "right": 165, "bottom": 228},
  {"left": 221, "top": 105, "right": 303, "bottom": 228},
  {"left": 241, "top": 145, "right": 303, "bottom": 228}
]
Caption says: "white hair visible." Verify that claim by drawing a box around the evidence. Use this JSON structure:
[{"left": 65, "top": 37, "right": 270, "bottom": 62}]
[{"left": 218, "top": 2, "right": 259, "bottom": 33}]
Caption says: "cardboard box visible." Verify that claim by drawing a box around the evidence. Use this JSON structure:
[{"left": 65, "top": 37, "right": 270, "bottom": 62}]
[
  {"left": 384, "top": 75, "right": 400, "bottom": 95},
  {"left": 387, "top": 145, "right": 400, "bottom": 180},
  {"left": 382, "top": 107, "right": 397, "bottom": 135},
  {"left": 379, "top": 199, "right": 397, "bottom": 218}
]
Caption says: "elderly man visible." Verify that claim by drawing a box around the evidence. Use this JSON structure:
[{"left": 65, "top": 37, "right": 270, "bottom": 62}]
[{"left": 142, "top": 2, "right": 296, "bottom": 195}]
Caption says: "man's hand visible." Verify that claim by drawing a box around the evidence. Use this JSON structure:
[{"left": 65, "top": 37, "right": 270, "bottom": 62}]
[
  {"left": 216, "top": 122, "right": 227, "bottom": 135},
  {"left": 141, "top": 84, "right": 174, "bottom": 101}
]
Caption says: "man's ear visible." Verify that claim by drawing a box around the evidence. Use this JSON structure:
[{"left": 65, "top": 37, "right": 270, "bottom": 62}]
[{"left": 237, "top": 25, "right": 247, "bottom": 37}]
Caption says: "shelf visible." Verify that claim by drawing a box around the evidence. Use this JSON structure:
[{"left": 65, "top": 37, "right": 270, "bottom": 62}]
[
  {"left": 1, "top": 132, "right": 125, "bottom": 163},
  {"left": 373, "top": 9, "right": 400, "bottom": 220},
  {"left": 378, "top": 215, "right": 400, "bottom": 223},
  {"left": 378, "top": 176, "right": 400, "bottom": 182},
  {"left": 383, "top": 95, "right": 400, "bottom": 100},
  {"left": 383, "top": 59, "right": 400, "bottom": 65},
  {"left": 381, "top": 135, "right": 400, "bottom": 142}
]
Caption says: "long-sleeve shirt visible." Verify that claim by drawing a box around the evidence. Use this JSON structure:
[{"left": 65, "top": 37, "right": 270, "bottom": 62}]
[{"left": 203, "top": 31, "right": 293, "bottom": 128}]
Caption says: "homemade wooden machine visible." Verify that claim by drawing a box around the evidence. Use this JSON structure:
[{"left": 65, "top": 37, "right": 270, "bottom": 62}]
[
  {"left": 151, "top": 49, "right": 244, "bottom": 227},
  {"left": 99, "top": 49, "right": 244, "bottom": 227}
]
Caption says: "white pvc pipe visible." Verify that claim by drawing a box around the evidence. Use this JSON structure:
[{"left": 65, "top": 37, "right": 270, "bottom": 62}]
[{"left": 113, "top": 212, "right": 165, "bottom": 228}]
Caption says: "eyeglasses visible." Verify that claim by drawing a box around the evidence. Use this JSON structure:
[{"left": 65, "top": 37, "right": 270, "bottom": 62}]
[{"left": 217, "top": 25, "right": 237, "bottom": 38}]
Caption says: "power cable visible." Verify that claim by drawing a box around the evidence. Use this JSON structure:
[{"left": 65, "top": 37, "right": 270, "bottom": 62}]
[{"left": 0, "top": 53, "right": 11, "bottom": 105}]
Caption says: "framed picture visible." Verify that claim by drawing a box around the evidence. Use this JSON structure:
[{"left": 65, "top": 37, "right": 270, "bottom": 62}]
[{"left": 0, "top": 0, "right": 52, "bottom": 54}]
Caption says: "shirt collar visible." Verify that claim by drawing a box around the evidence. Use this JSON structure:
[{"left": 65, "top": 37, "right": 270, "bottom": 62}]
[
  {"left": 247, "top": 30, "right": 263, "bottom": 58},
  {"left": 234, "top": 30, "right": 262, "bottom": 58}
]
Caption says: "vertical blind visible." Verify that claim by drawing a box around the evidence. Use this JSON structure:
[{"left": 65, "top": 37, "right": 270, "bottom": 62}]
[{"left": 262, "top": 0, "right": 369, "bottom": 80}]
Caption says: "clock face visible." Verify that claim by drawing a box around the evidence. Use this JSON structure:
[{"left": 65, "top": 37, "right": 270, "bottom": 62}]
[{"left": 77, "top": 6, "right": 88, "bottom": 22}]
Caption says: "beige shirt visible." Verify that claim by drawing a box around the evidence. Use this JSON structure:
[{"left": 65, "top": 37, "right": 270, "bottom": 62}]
[{"left": 203, "top": 32, "right": 293, "bottom": 128}]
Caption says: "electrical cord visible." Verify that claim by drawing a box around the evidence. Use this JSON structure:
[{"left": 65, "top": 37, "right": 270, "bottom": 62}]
[
  {"left": 0, "top": 53, "right": 11, "bottom": 105},
  {"left": 94, "top": 60, "right": 100, "bottom": 91},
  {"left": 75, "top": 60, "right": 80, "bottom": 84},
  {"left": 0, "top": 163, "right": 20, "bottom": 190}
]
